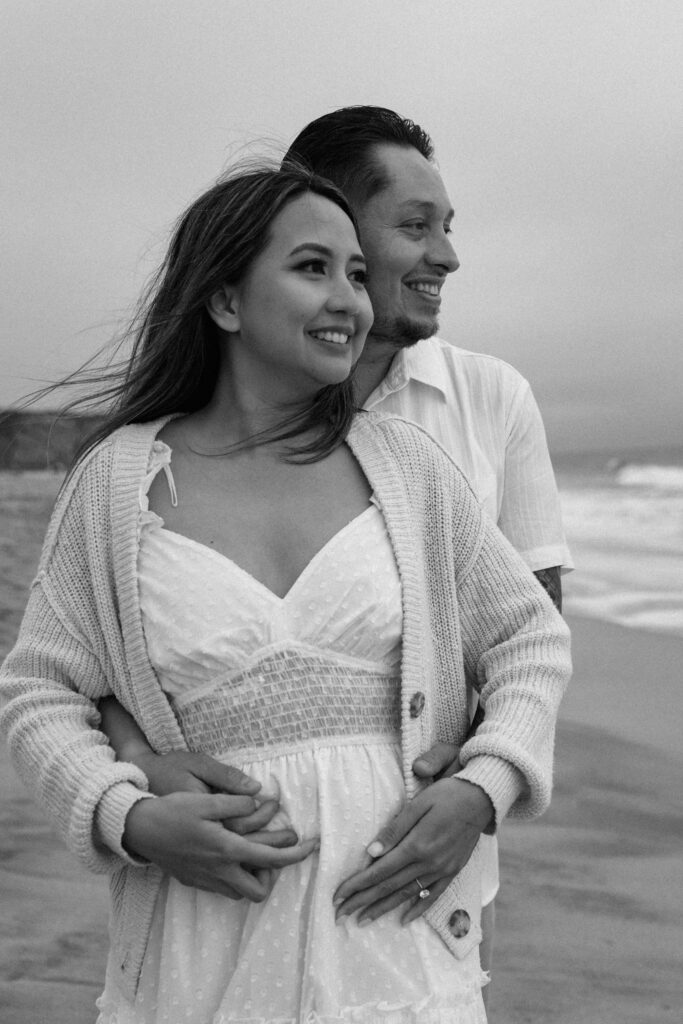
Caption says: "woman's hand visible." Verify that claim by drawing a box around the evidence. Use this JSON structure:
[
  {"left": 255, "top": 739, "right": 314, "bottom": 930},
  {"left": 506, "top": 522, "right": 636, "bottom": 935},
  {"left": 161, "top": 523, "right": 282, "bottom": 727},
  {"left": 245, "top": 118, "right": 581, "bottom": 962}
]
[
  {"left": 333, "top": 778, "right": 493, "bottom": 925},
  {"left": 123, "top": 792, "right": 319, "bottom": 901}
]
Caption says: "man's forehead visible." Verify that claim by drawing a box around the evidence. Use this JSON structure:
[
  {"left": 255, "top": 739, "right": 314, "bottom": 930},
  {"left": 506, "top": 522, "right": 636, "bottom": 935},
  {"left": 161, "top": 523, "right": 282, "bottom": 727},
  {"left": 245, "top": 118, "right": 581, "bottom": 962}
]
[{"left": 369, "top": 143, "right": 453, "bottom": 211}]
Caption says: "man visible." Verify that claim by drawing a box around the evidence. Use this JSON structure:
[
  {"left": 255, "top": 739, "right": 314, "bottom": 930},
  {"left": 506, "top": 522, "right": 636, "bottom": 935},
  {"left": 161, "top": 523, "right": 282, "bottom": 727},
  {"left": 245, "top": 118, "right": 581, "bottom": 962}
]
[
  {"left": 284, "top": 106, "right": 572, "bottom": 996},
  {"left": 82, "top": 105, "right": 570, "bottom": 1007}
]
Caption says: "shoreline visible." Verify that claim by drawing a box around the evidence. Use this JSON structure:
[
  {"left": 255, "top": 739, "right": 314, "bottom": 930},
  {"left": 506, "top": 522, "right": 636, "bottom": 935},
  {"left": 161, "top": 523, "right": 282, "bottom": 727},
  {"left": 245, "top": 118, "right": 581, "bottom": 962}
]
[{"left": 561, "top": 614, "right": 682, "bottom": 757}]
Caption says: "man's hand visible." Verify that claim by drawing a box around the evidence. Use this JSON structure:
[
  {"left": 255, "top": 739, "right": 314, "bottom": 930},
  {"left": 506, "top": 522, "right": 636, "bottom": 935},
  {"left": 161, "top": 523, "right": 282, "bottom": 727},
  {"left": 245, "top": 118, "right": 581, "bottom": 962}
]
[
  {"left": 333, "top": 778, "right": 493, "bottom": 926},
  {"left": 411, "top": 741, "right": 462, "bottom": 782},
  {"left": 132, "top": 748, "right": 259, "bottom": 796},
  {"left": 123, "top": 792, "right": 318, "bottom": 901},
  {"left": 131, "top": 750, "right": 300, "bottom": 847}
]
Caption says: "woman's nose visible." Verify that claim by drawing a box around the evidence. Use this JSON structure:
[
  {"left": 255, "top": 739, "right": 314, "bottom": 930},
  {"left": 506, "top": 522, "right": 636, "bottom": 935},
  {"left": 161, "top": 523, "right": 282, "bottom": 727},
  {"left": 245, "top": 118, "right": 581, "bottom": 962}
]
[{"left": 326, "top": 276, "right": 361, "bottom": 313}]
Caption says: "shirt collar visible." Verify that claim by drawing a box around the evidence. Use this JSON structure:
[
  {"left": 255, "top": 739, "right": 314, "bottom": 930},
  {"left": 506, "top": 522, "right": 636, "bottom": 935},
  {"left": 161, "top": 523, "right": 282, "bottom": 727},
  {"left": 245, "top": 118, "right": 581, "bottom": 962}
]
[{"left": 364, "top": 337, "right": 448, "bottom": 409}]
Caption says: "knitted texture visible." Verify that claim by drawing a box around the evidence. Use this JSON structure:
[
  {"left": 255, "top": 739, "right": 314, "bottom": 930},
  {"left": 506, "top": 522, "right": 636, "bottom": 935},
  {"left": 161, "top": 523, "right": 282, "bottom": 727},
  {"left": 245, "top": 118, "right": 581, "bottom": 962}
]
[{"left": 0, "top": 411, "right": 571, "bottom": 997}]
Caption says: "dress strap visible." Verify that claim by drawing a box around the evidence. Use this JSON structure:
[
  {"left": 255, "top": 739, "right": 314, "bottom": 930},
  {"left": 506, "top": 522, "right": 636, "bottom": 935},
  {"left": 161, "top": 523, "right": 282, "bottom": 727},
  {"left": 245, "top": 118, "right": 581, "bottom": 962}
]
[{"left": 139, "top": 440, "right": 178, "bottom": 514}]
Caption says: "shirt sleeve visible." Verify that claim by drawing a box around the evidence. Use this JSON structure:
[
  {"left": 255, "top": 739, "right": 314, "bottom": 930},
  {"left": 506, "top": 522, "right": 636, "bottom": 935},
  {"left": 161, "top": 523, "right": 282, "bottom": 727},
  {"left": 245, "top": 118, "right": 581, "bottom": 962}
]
[{"left": 499, "top": 380, "right": 573, "bottom": 573}]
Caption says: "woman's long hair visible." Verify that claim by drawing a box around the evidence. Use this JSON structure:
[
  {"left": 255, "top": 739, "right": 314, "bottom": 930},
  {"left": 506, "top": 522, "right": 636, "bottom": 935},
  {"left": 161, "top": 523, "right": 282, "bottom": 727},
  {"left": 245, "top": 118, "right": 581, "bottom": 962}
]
[{"left": 31, "top": 163, "right": 363, "bottom": 465}]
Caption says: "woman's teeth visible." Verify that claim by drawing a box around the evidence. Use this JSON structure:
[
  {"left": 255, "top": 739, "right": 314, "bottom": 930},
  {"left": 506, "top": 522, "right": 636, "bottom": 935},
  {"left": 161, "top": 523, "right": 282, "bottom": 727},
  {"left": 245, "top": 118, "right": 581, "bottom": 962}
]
[{"left": 310, "top": 331, "right": 350, "bottom": 345}]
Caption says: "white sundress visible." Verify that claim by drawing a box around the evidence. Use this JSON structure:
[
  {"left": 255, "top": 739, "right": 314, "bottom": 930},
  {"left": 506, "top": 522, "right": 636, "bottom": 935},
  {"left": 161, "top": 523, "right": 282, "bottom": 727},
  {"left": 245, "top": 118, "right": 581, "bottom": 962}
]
[{"left": 96, "top": 442, "right": 487, "bottom": 1024}]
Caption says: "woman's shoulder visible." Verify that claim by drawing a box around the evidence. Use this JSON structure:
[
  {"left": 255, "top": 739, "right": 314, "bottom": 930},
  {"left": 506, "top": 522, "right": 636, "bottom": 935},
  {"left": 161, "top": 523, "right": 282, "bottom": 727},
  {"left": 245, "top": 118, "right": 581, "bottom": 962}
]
[
  {"left": 40, "top": 418, "right": 170, "bottom": 565},
  {"left": 352, "top": 410, "right": 479, "bottom": 501},
  {"left": 60, "top": 419, "right": 164, "bottom": 496}
]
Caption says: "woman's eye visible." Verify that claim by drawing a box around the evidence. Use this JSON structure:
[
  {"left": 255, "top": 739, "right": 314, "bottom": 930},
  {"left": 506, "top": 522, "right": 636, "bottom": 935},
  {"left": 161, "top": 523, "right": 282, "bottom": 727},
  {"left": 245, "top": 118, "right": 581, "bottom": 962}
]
[
  {"left": 298, "top": 259, "right": 326, "bottom": 274},
  {"left": 350, "top": 269, "right": 368, "bottom": 285}
]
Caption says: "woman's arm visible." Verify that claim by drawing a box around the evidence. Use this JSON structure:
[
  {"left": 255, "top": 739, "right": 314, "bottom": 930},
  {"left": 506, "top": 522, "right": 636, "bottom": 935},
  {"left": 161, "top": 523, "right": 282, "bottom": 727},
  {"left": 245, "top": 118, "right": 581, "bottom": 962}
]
[
  {"left": 334, "top": 505, "right": 571, "bottom": 924},
  {"left": 0, "top": 582, "right": 151, "bottom": 874},
  {"left": 1, "top": 583, "right": 311, "bottom": 892}
]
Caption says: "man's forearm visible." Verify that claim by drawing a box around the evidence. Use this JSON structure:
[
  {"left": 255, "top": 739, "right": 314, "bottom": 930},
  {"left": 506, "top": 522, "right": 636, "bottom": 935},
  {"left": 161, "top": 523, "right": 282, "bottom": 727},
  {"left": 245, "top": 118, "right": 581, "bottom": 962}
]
[{"left": 533, "top": 565, "right": 562, "bottom": 613}]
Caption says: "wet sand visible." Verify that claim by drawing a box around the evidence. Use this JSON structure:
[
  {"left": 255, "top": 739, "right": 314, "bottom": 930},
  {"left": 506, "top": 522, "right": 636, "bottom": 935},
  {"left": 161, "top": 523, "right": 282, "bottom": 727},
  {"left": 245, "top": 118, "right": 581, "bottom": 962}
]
[{"left": 1, "top": 472, "right": 681, "bottom": 1022}]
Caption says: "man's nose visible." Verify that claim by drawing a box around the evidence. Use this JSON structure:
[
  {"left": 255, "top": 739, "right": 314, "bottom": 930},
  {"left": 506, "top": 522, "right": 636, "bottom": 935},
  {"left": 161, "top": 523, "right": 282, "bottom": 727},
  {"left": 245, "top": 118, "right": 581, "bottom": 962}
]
[{"left": 428, "top": 233, "right": 460, "bottom": 274}]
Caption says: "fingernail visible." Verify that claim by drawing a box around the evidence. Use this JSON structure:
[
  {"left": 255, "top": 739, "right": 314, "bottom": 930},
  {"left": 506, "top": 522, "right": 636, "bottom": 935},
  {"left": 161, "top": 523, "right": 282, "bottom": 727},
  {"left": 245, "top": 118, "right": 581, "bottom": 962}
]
[
  {"left": 357, "top": 916, "right": 372, "bottom": 928},
  {"left": 366, "top": 841, "right": 384, "bottom": 858},
  {"left": 332, "top": 894, "right": 344, "bottom": 908}
]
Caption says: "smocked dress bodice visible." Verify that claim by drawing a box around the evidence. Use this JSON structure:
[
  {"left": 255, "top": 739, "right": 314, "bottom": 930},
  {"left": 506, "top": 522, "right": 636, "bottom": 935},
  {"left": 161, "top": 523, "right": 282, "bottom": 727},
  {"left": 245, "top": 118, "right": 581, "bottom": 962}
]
[{"left": 96, "top": 442, "right": 486, "bottom": 1024}]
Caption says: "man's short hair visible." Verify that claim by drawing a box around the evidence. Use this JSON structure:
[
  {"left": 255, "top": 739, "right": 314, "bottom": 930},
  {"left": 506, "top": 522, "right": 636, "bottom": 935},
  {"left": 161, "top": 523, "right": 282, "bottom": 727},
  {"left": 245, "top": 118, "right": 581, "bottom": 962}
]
[{"left": 283, "top": 105, "right": 434, "bottom": 208}]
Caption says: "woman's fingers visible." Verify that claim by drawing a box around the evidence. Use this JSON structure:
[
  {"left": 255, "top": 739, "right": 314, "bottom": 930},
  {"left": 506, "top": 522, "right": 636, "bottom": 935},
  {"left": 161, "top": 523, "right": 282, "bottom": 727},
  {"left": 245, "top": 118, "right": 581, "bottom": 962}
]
[
  {"left": 226, "top": 831, "right": 319, "bottom": 869},
  {"left": 237, "top": 828, "right": 299, "bottom": 848},
  {"left": 335, "top": 862, "right": 421, "bottom": 921},
  {"left": 356, "top": 872, "right": 449, "bottom": 925},
  {"left": 222, "top": 798, "right": 282, "bottom": 835},
  {"left": 364, "top": 797, "right": 427, "bottom": 860},
  {"left": 400, "top": 875, "right": 451, "bottom": 924}
]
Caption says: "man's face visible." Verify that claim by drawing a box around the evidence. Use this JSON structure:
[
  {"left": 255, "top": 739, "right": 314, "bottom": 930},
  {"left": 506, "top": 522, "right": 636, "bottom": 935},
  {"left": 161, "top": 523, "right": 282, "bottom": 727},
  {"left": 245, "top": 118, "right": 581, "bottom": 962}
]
[{"left": 356, "top": 143, "right": 459, "bottom": 348}]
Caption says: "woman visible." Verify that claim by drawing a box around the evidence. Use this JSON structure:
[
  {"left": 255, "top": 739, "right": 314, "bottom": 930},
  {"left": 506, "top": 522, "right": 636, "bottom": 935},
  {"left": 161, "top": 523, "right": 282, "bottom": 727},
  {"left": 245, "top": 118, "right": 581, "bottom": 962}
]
[{"left": 0, "top": 163, "right": 571, "bottom": 1023}]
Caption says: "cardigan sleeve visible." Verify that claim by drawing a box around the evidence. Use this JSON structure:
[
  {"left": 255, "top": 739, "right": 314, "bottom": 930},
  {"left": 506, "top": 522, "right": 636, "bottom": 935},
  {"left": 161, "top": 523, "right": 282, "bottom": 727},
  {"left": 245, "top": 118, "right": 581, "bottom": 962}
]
[
  {"left": 0, "top": 575, "right": 151, "bottom": 876},
  {"left": 455, "top": 511, "right": 572, "bottom": 825}
]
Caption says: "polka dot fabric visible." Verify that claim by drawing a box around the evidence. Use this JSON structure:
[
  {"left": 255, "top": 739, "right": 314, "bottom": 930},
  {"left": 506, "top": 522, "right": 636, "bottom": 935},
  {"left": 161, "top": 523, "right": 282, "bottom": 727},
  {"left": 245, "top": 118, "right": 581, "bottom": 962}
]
[{"left": 96, "top": 444, "right": 486, "bottom": 1024}]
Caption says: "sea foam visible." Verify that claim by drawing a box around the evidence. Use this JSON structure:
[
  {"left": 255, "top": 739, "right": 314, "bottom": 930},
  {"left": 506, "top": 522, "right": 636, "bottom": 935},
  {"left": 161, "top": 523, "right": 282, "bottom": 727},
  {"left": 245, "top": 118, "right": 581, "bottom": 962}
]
[{"left": 559, "top": 459, "right": 683, "bottom": 637}]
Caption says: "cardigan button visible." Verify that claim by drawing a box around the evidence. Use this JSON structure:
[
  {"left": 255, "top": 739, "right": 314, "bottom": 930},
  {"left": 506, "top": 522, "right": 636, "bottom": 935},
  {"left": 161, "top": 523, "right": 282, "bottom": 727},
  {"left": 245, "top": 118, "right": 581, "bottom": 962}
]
[
  {"left": 448, "top": 909, "right": 471, "bottom": 938},
  {"left": 409, "top": 692, "right": 425, "bottom": 718}
]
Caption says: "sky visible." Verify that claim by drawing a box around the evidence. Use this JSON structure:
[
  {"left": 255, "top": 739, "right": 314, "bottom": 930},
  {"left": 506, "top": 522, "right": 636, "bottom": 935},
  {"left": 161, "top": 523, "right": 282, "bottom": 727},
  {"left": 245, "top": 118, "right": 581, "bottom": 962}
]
[{"left": 2, "top": 1, "right": 682, "bottom": 455}]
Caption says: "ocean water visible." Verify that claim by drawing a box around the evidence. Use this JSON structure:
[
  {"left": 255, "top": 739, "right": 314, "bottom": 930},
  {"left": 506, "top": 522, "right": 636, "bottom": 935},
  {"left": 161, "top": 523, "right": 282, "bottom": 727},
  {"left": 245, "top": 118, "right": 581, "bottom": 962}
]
[{"left": 557, "top": 450, "right": 683, "bottom": 637}]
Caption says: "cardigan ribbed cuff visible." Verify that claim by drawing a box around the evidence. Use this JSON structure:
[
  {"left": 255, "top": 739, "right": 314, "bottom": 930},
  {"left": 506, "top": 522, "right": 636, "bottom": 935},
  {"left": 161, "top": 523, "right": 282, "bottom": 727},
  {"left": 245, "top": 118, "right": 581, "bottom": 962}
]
[
  {"left": 455, "top": 754, "right": 525, "bottom": 833},
  {"left": 95, "top": 782, "right": 156, "bottom": 866}
]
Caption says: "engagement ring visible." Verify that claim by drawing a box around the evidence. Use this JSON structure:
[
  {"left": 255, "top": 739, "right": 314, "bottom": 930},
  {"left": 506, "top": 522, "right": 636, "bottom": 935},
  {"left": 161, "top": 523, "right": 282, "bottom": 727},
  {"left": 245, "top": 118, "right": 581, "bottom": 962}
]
[{"left": 415, "top": 878, "right": 430, "bottom": 900}]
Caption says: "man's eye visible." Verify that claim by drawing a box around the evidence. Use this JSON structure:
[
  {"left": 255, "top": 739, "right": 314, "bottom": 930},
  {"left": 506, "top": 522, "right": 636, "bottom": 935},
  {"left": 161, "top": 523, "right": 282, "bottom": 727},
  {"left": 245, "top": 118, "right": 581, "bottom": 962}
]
[{"left": 403, "top": 221, "right": 428, "bottom": 233}]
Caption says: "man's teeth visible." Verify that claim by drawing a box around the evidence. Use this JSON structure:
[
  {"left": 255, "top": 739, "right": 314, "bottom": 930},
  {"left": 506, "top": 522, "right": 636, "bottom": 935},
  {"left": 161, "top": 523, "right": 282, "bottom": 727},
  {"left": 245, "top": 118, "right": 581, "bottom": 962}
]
[
  {"left": 310, "top": 331, "right": 350, "bottom": 344},
  {"left": 408, "top": 283, "right": 439, "bottom": 296}
]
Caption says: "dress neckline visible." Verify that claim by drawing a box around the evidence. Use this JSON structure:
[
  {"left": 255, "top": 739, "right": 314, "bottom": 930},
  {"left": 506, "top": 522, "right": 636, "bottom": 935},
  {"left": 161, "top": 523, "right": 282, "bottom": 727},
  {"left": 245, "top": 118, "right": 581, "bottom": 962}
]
[
  {"left": 144, "top": 440, "right": 378, "bottom": 601},
  {"left": 151, "top": 506, "right": 378, "bottom": 602}
]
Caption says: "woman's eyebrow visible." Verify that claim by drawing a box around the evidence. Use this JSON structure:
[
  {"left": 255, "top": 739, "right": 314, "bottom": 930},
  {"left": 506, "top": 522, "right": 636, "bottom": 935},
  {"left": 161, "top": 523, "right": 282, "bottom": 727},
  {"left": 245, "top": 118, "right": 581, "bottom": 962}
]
[{"left": 289, "top": 242, "right": 366, "bottom": 263}]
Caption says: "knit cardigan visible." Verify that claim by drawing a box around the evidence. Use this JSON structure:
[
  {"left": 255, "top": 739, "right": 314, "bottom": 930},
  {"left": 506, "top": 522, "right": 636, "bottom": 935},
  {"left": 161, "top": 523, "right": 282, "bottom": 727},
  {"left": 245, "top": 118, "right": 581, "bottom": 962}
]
[{"left": 0, "top": 411, "right": 571, "bottom": 998}]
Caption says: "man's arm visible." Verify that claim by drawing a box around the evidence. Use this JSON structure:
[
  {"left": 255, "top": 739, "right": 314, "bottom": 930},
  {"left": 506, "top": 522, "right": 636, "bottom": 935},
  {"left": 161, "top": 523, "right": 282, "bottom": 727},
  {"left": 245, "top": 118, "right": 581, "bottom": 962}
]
[
  {"left": 99, "top": 696, "right": 300, "bottom": 844},
  {"left": 534, "top": 565, "right": 562, "bottom": 613}
]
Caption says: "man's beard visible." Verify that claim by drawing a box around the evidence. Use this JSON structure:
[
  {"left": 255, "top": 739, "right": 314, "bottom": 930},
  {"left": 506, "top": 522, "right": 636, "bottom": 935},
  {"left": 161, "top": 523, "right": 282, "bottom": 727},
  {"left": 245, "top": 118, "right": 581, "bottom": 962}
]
[{"left": 369, "top": 311, "right": 439, "bottom": 349}]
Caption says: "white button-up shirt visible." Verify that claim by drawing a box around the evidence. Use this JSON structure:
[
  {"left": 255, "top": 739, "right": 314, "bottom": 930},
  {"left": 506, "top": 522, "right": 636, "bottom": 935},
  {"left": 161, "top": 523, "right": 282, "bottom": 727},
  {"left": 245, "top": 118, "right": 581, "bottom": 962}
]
[{"left": 364, "top": 336, "right": 573, "bottom": 573}]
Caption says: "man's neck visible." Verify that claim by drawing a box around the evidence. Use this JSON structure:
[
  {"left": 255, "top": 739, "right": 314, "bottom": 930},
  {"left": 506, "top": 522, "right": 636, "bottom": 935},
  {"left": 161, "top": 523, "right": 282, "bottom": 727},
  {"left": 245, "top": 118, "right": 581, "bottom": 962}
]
[{"left": 354, "top": 336, "right": 401, "bottom": 406}]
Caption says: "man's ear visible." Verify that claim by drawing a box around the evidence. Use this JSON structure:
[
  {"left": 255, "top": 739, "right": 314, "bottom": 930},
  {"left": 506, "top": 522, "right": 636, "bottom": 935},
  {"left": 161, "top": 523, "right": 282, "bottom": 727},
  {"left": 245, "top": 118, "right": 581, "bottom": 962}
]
[{"left": 206, "top": 284, "right": 240, "bottom": 332}]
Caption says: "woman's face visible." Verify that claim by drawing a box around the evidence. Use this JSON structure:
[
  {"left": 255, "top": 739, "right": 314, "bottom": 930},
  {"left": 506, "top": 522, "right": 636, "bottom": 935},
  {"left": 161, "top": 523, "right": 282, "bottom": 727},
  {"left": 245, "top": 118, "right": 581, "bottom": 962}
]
[{"left": 216, "top": 192, "right": 373, "bottom": 396}]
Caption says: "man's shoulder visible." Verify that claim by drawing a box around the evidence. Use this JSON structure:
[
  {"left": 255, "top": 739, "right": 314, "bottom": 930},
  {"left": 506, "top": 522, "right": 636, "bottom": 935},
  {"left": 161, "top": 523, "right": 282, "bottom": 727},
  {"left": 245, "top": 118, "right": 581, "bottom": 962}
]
[
  {"left": 413, "top": 336, "right": 530, "bottom": 391},
  {"left": 353, "top": 411, "right": 477, "bottom": 495}
]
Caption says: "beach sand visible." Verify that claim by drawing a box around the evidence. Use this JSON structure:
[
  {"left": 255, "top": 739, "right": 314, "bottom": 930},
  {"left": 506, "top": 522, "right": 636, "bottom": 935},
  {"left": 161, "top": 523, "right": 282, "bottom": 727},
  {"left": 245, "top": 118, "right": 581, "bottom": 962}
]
[{"left": 1, "top": 473, "right": 681, "bottom": 1022}]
